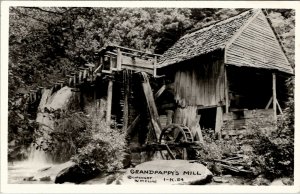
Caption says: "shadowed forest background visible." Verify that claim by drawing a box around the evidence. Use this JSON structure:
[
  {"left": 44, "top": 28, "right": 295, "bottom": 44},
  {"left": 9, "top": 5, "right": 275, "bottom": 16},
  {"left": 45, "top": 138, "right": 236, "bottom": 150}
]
[{"left": 8, "top": 7, "right": 295, "bottom": 184}]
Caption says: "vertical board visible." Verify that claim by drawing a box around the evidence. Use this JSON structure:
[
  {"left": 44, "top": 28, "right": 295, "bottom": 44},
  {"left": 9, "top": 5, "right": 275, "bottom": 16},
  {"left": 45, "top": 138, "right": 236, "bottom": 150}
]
[
  {"left": 174, "top": 58, "right": 225, "bottom": 107},
  {"left": 226, "top": 11, "right": 292, "bottom": 74}
]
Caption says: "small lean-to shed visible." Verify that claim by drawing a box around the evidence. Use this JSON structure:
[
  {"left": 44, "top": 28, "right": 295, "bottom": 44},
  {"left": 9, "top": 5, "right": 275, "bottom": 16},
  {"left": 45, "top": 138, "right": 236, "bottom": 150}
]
[{"left": 157, "top": 9, "right": 293, "bottom": 139}]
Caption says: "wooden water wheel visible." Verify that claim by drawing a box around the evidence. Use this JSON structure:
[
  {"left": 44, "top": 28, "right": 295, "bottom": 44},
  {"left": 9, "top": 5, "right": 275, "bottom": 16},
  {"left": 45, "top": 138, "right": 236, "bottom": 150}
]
[{"left": 159, "top": 124, "right": 194, "bottom": 160}]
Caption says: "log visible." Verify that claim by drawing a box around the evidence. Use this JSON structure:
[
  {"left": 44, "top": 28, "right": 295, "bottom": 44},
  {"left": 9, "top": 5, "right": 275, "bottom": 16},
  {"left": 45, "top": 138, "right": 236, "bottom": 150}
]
[{"left": 141, "top": 72, "right": 162, "bottom": 141}]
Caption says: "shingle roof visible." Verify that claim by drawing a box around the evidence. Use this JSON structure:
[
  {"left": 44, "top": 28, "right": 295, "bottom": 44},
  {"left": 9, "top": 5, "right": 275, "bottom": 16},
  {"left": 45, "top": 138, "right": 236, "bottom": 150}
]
[{"left": 158, "top": 9, "right": 257, "bottom": 67}]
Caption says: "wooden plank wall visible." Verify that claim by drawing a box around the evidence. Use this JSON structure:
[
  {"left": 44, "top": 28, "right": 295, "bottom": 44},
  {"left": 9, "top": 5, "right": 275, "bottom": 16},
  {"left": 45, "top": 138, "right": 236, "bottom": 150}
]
[
  {"left": 226, "top": 11, "right": 291, "bottom": 73},
  {"left": 173, "top": 58, "right": 225, "bottom": 107}
]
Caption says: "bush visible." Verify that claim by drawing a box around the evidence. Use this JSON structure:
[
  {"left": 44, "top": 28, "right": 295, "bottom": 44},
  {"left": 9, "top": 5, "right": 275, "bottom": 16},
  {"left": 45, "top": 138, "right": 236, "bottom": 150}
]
[
  {"left": 195, "top": 133, "right": 240, "bottom": 175},
  {"left": 34, "top": 110, "right": 90, "bottom": 163},
  {"left": 8, "top": 96, "right": 39, "bottom": 161},
  {"left": 245, "top": 77, "right": 294, "bottom": 179},
  {"left": 244, "top": 116, "right": 294, "bottom": 179},
  {"left": 34, "top": 99, "right": 126, "bottom": 173},
  {"left": 71, "top": 101, "right": 126, "bottom": 172}
]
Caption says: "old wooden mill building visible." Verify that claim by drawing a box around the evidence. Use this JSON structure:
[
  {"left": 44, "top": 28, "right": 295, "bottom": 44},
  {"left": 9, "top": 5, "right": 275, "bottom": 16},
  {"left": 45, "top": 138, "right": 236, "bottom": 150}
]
[{"left": 27, "top": 9, "right": 293, "bottom": 160}]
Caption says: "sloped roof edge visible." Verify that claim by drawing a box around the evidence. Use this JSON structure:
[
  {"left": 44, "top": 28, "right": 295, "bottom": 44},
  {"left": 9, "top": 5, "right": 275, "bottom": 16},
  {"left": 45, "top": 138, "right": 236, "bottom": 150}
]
[{"left": 157, "top": 9, "right": 258, "bottom": 68}]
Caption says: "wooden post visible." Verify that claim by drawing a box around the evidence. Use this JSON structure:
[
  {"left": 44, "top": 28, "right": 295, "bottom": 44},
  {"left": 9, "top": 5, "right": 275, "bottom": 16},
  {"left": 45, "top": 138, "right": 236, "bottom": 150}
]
[
  {"left": 117, "top": 48, "right": 122, "bottom": 70},
  {"left": 123, "top": 72, "right": 129, "bottom": 131},
  {"left": 83, "top": 69, "right": 87, "bottom": 80},
  {"left": 215, "top": 106, "right": 223, "bottom": 140},
  {"left": 276, "top": 99, "right": 283, "bottom": 114},
  {"left": 224, "top": 67, "right": 229, "bottom": 113},
  {"left": 153, "top": 56, "right": 157, "bottom": 77},
  {"left": 106, "top": 79, "right": 113, "bottom": 124},
  {"left": 78, "top": 71, "right": 82, "bottom": 83},
  {"left": 140, "top": 72, "right": 161, "bottom": 141},
  {"left": 265, "top": 96, "right": 273, "bottom": 109},
  {"left": 73, "top": 73, "right": 76, "bottom": 86},
  {"left": 69, "top": 77, "right": 72, "bottom": 86},
  {"left": 272, "top": 73, "right": 277, "bottom": 120},
  {"left": 166, "top": 110, "right": 174, "bottom": 126}
]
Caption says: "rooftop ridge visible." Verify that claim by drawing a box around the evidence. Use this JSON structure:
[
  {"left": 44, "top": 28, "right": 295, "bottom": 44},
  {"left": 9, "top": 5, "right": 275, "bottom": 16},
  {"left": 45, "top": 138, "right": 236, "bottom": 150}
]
[{"left": 182, "top": 9, "right": 259, "bottom": 40}]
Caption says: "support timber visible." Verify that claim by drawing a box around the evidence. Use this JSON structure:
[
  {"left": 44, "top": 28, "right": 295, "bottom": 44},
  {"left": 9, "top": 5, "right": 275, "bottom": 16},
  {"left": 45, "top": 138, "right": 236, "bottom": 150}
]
[
  {"left": 215, "top": 106, "right": 223, "bottom": 140},
  {"left": 122, "top": 71, "right": 129, "bottom": 131},
  {"left": 140, "top": 72, "right": 162, "bottom": 141},
  {"left": 272, "top": 73, "right": 277, "bottom": 120},
  {"left": 106, "top": 79, "right": 113, "bottom": 123},
  {"left": 224, "top": 67, "right": 229, "bottom": 113}
]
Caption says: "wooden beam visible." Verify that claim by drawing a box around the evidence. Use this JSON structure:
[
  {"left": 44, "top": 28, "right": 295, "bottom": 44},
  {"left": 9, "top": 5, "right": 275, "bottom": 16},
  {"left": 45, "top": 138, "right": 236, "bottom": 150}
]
[
  {"left": 126, "top": 115, "right": 141, "bottom": 137},
  {"left": 215, "top": 106, "right": 223, "bottom": 140},
  {"left": 224, "top": 67, "right": 229, "bottom": 113},
  {"left": 67, "top": 78, "right": 71, "bottom": 86},
  {"left": 117, "top": 48, "right": 122, "bottom": 70},
  {"left": 154, "top": 85, "right": 166, "bottom": 99},
  {"left": 166, "top": 110, "right": 174, "bottom": 126},
  {"left": 272, "top": 73, "right": 277, "bottom": 120},
  {"left": 122, "top": 55, "right": 154, "bottom": 69},
  {"left": 122, "top": 71, "right": 129, "bottom": 131},
  {"left": 109, "top": 44, "right": 162, "bottom": 57},
  {"left": 83, "top": 69, "right": 87, "bottom": 79},
  {"left": 109, "top": 56, "right": 113, "bottom": 71},
  {"left": 93, "top": 64, "right": 102, "bottom": 74},
  {"left": 276, "top": 99, "right": 283, "bottom": 114},
  {"left": 265, "top": 96, "right": 273, "bottom": 109},
  {"left": 73, "top": 73, "right": 76, "bottom": 86},
  {"left": 140, "top": 72, "right": 162, "bottom": 141},
  {"left": 106, "top": 79, "right": 113, "bottom": 124},
  {"left": 121, "top": 64, "right": 154, "bottom": 74},
  {"left": 153, "top": 55, "right": 157, "bottom": 77},
  {"left": 78, "top": 71, "right": 82, "bottom": 83}
]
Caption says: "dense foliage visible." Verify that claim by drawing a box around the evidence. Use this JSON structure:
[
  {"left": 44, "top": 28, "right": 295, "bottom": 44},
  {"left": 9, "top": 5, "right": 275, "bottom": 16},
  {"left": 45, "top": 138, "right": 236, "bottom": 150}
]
[
  {"left": 33, "top": 101, "right": 126, "bottom": 171},
  {"left": 72, "top": 103, "right": 126, "bottom": 172},
  {"left": 8, "top": 7, "right": 295, "bottom": 180},
  {"left": 34, "top": 110, "right": 90, "bottom": 163}
]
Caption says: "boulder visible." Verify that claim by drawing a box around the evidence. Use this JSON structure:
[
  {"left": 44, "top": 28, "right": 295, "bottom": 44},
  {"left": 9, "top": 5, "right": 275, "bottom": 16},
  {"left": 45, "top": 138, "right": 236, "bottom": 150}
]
[
  {"left": 213, "top": 176, "right": 229, "bottom": 183},
  {"left": 271, "top": 178, "right": 293, "bottom": 186},
  {"left": 33, "top": 161, "right": 74, "bottom": 182},
  {"left": 39, "top": 176, "right": 51, "bottom": 182},
  {"left": 55, "top": 164, "right": 101, "bottom": 184},
  {"left": 270, "top": 179, "right": 285, "bottom": 186},
  {"left": 118, "top": 160, "right": 212, "bottom": 185},
  {"left": 23, "top": 176, "right": 37, "bottom": 181},
  {"left": 251, "top": 175, "right": 271, "bottom": 186}
]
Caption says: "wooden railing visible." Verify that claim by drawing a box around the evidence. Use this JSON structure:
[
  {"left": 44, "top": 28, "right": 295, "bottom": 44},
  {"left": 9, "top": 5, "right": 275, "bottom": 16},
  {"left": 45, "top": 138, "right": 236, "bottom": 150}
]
[{"left": 100, "top": 44, "right": 161, "bottom": 76}]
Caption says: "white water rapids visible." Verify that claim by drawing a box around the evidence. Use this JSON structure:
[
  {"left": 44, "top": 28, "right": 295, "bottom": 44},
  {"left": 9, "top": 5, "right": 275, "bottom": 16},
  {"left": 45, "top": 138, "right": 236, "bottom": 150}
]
[{"left": 8, "top": 87, "right": 75, "bottom": 184}]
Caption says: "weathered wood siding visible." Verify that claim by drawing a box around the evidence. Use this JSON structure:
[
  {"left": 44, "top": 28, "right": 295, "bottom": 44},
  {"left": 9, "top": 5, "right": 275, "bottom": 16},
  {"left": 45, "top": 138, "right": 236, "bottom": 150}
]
[
  {"left": 174, "top": 58, "right": 225, "bottom": 107},
  {"left": 226, "top": 11, "right": 291, "bottom": 73}
]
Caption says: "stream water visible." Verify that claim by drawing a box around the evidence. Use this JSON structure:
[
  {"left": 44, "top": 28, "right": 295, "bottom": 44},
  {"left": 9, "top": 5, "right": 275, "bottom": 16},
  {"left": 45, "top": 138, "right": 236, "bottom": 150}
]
[
  {"left": 8, "top": 146, "right": 54, "bottom": 184},
  {"left": 8, "top": 87, "right": 76, "bottom": 184}
]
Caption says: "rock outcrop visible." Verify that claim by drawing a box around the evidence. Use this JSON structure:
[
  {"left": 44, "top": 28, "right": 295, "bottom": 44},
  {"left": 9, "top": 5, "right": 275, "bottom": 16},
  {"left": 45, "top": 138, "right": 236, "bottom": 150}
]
[{"left": 55, "top": 164, "right": 101, "bottom": 184}]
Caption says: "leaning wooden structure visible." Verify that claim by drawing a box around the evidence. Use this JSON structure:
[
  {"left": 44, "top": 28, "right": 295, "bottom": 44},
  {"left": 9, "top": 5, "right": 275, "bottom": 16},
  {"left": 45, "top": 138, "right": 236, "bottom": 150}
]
[
  {"left": 24, "top": 9, "right": 293, "bottom": 163},
  {"left": 157, "top": 9, "right": 293, "bottom": 138}
]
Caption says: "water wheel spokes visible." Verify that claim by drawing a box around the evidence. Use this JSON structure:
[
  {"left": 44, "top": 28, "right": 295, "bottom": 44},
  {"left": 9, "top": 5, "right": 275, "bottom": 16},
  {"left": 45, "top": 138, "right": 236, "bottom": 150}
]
[{"left": 159, "top": 124, "right": 193, "bottom": 160}]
